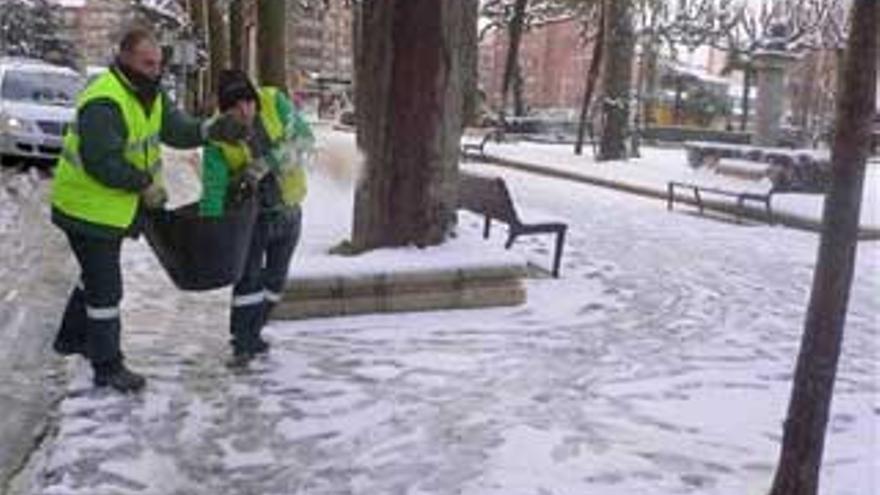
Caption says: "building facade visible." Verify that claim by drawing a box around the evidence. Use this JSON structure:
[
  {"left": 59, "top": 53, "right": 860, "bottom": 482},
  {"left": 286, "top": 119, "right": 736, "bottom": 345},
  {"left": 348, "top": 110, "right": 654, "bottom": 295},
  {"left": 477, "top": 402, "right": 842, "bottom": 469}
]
[
  {"left": 239, "top": 1, "right": 352, "bottom": 90},
  {"left": 480, "top": 17, "right": 593, "bottom": 114}
]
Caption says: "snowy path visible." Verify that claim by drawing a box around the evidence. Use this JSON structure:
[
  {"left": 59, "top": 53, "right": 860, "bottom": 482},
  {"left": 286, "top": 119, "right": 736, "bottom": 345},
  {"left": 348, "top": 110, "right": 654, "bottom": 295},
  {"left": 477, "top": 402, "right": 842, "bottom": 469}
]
[
  {"left": 0, "top": 170, "right": 71, "bottom": 490},
  {"left": 16, "top": 133, "right": 879, "bottom": 495}
]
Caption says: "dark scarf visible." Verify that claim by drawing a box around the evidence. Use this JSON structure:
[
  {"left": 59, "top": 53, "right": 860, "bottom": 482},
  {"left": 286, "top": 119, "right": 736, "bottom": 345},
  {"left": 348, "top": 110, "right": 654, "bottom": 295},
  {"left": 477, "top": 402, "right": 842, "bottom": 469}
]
[{"left": 112, "top": 60, "right": 161, "bottom": 113}]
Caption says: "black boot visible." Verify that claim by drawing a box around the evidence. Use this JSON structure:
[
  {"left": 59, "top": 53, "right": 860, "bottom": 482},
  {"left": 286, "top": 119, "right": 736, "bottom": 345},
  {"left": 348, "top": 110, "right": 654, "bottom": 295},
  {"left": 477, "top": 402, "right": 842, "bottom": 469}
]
[
  {"left": 93, "top": 360, "right": 146, "bottom": 393},
  {"left": 53, "top": 338, "right": 87, "bottom": 356},
  {"left": 226, "top": 348, "right": 256, "bottom": 369},
  {"left": 252, "top": 337, "right": 271, "bottom": 354}
]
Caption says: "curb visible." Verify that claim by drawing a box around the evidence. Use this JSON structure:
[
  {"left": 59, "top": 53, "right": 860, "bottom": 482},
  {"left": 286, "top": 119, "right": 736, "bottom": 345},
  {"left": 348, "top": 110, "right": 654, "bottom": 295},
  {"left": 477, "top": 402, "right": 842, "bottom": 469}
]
[{"left": 276, "top": 264, "right": 527, "bottom": 320}]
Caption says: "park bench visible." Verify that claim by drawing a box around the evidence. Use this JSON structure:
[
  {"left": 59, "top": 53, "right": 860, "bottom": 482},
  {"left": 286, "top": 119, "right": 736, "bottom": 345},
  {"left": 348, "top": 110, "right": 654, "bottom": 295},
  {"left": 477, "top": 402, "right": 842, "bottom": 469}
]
[
  {"left": 458, "top": 172, "right": 567, "bottom": 277},
  {"left": 461, "top": 129, "right": 502, "bottom": 160},
  {"left": 667, "top": 180, "right": 774, "bottom": 224},
  {"left": 683, "top": 141, "right": 831, "bottom": 193}
]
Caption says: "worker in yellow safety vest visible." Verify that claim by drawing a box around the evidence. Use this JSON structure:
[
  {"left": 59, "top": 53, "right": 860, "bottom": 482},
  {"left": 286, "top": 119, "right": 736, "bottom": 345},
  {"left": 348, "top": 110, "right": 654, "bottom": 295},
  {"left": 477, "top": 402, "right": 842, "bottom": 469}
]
[
  {"left": 51, "top": 28, "right": 249, "bottom": 393},
  {"left": 198, "top": 69, "right": 314, "bottom": 367}
]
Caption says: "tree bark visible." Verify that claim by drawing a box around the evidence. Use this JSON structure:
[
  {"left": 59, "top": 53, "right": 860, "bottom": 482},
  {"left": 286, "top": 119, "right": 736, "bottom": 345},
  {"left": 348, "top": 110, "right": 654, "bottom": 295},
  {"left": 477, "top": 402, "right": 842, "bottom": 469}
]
[
  {"left": 207, "top": 0, "right": 229, "bottom": 110},
  {"left": 768, "top": 2, "right": 878, "bottom": 495},
  {"left": 575, "top": 7, "right": 604, "bottom": 156},
  {"left": 461, "top": 0, "right": 480, "bottom": 128},
  {"left": 229, "top": 0, "right": 244, "bottom": 71},
  {"left": 351, "top": 0, "right": 465, "bottom": 250},
  {"left": 597, "top": 0, "right": 635, "bottom": 161},
  {"left": 512, "top": 59, "right": 526, "bottom": 116},
  {"left": 500, "top": 0, "right": 528, "bottom": 120},
  {"left": 642, "top": 35, "right": 659, "bottom": 127},
  {"left": 673, "top": 76, "right": 684, "bottom": 125},
  {"left": 257, "top": 0, "right": 288, "bottom": 91},
  {"left": 188, "top": 0, "right": 208, "bottom": 114},
  {"left": 352, "top": 0, "right": 363, "bottom": 136}
]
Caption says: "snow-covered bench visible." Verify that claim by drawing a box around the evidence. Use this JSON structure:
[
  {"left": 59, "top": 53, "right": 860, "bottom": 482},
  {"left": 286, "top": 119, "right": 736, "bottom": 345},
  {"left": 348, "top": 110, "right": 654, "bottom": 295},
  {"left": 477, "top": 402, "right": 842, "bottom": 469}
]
[
  {"left": 461, "top": 129, "right": 502, "bottom": 160},
  {"left": 683, "top": 141, "right": 831, "bottom": 193},
  {"left": 667, "top": 180, "right": 774, "bottom": 224},
  {"left": 459, "top": 172, "right": 568, "bottom": 277}
]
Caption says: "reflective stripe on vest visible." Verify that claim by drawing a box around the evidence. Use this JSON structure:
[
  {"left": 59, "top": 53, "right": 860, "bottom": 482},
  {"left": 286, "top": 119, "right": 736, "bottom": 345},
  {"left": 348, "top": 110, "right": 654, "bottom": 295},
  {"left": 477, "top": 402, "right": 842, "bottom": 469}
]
[{"left": 51, "top": 70, "right": 164, "bottom": 229}]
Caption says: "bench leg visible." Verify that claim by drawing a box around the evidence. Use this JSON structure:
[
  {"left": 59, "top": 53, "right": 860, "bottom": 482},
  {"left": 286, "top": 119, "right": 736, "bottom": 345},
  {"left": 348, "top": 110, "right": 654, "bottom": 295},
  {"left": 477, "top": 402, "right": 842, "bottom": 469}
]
[
  {"left": 483, "top": 216, "right": 491, "bottom": 239},
  {"left": 694, "top": 189, "right": 704, "bottom": 214},
  {"left": 505, "top": 232, "right": 517, "bottom": 250},
  {"left": 552, "top": 228, "right": 566, "bottom": 278},
  {"left": 667, "top": 183, "right": 674, "bottom": 211},
  {"left": 736, "top": 197, "right": 745, "bottom": 224},
  {"left": 765, "top": 197, "right": 774, "bottom": 224}
]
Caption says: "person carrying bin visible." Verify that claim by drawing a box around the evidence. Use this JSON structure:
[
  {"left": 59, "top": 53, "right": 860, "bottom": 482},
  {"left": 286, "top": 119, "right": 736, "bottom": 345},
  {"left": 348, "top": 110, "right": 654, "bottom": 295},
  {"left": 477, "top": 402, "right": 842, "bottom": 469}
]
[
  {"left": 199, "top": 69, "right": 315, "bottom": 367},
  {"left": 50, "top": 28, "right": 249, "bottom": 393}
]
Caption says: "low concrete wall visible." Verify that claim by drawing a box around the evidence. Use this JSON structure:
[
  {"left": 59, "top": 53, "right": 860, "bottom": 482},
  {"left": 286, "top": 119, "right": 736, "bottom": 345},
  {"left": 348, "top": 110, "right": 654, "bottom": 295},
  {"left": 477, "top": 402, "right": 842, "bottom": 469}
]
[{"left": 275, "top": 265, "right": 527, "bottom": 320}]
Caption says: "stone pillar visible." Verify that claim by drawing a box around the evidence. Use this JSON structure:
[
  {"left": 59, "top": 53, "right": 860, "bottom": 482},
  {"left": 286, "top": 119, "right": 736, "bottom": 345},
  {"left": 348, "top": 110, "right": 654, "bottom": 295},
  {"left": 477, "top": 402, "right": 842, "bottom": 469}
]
[{"left": 752, "top": 49, "right": 798, "bottom": 147}]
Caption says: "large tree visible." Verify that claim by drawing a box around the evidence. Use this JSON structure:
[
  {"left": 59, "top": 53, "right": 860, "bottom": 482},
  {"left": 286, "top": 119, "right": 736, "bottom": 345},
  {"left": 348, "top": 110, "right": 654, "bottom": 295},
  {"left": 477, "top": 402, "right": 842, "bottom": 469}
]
[
  {"left": 187, "top": 0, "right": 208, "bottom": 113},
  {"left": 597, "top": 0, "right": 636, "bottom": 161},
  {"left": 257, "top": 0, "right": 288, "bottom": 90},
  {"left": 207, "top": 0, "right": 229, "bottom": 107},
  {"left": 768, "top": 1, "right": 877, "bottom": 494},
  {"left": 461, "top": 0, "right": 481, "bottom": 127},
  {"left": 351, "top": 0, "right": 469, "bottom": 250},
  {"left": 228, "top": 0, "right": 244, "bottom": 70},
  {"left": 574, "top": 2, "right": 603, "bottom": 156}
]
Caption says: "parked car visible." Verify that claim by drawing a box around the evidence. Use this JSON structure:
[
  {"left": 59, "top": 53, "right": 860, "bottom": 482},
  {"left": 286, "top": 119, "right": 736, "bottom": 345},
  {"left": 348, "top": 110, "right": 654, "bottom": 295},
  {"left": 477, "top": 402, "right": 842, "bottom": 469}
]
[{"left": 0, "top": 57, "right": 84, "bottom": 164}]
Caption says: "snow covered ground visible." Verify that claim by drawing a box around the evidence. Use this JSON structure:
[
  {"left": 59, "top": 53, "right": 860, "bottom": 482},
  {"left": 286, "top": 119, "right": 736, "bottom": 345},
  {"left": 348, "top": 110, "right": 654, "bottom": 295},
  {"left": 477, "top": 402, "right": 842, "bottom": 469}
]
[
  {"left": 13, "top": 129, "right": 879, "bottom": 495},
  {"left": 471, "top": 138, "right": 879, "bottom": 230}
]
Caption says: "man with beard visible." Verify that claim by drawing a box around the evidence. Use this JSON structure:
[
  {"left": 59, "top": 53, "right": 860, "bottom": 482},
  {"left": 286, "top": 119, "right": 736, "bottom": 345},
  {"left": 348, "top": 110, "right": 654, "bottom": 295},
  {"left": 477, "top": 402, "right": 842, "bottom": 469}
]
[{"left": 50, "top": 28, "right": 248, "bottom": 393}]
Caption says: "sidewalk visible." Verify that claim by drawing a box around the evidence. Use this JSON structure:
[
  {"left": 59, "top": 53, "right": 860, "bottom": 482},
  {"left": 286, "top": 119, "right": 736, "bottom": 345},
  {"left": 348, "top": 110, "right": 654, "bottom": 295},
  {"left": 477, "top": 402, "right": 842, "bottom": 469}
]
[
  {"left": 0, "top": 171, "right": 72, "bottom": 493},
  {"left": 15, "top": 133, "right": 877, "bottom": 494},
  {"left": 465, "top": 138, "right": 880, "bottom": 239}
]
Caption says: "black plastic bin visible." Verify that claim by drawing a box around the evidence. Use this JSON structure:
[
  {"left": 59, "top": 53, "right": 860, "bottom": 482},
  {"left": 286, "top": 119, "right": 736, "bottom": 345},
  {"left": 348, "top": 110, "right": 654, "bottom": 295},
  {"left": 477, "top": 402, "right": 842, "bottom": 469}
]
[{"left": 143, "top": 196, "right": 258, "bottom": 291}]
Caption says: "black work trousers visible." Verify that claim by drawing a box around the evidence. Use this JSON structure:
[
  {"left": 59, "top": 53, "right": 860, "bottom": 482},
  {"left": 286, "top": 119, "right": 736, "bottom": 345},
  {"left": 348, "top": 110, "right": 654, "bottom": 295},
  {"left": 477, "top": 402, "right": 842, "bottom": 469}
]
[
  {"left": 230, "top": 205, "right": 301, "bottom": 352},
  {"left": 55, "top": 231, "right": 124, "bottom": 365}
]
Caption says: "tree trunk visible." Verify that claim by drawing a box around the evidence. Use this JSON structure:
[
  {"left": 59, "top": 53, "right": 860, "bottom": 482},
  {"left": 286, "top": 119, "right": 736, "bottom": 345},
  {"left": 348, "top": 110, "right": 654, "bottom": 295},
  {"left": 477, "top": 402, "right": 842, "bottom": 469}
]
[
  {"left": 229, "top": 0, "right": 244, "bottom": 70},
  {"left": 575, "top": 7, "right": 604, "bottom": 156},
  {"left": 740, "top": 64, "right": 752, "bottom": 132},
  {"left": 794, "top": 52, "right": 818, "bottom": 131},
  {"left": 352, "top": 0, "right": 465, "bottom": 250},
  {"left": 597, "top": 0, "right": 635, "bottom": 161},
  {"left": 512, "top": 59, "right": 526, "bottom": 116},
  {"left": 188, "top": 0, "right": 208, "bottom": 114},
  {"left": 768, "top": 3, "right": 878, "bottom": 495},
  {"left": 257, "top": 0, "right": 287, "bottom": 90},
  {"left": 207, "top": 0, "right": 229, "bottom": 110},
  {"left": 352, "top": 0, "right": 363, "bottom": 136},
  {"left": 500, "top": 0, "right": 528, "bottom": 120},
  {"left": 673, "top": 76, "right": 684, "bottom": 125},
  {"left": 642, "top": 35, "right": 659, "bottom": 127},
  {"left": 461, "top": 0, "right": 480, "bottom": 128}
]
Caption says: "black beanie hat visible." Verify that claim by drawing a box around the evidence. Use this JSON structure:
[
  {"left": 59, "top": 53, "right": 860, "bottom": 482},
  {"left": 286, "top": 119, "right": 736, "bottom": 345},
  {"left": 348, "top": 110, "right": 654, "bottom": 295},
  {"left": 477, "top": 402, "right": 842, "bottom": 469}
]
[{"left": 217, "top": 69, "right": 258, "bottom": 112}]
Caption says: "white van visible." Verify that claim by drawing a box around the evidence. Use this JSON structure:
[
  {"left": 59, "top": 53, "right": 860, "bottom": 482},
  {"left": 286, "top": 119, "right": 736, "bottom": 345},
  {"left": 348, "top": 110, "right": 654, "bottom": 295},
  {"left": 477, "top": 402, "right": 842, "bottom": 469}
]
[{"left": 0, "top": 58, "right": 84, "bottom": 163}]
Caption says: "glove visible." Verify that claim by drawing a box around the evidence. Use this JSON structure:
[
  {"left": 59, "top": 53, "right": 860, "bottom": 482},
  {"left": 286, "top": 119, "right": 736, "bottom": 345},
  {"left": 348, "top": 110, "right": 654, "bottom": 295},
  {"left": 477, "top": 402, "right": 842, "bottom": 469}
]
[
  {"left": 202, "top": 113, "right": 249, "bottom": 143},
  {"left": 242, "top": 157, "right": 271, "bottom": 187},
  {"left": 141, "top": 181, "right": 168, "bottom": 209}
]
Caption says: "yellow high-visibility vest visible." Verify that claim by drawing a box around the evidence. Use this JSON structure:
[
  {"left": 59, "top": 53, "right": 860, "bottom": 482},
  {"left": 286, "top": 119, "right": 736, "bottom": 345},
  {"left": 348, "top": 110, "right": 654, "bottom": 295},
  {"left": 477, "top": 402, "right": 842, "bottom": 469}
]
[{"left": 52, "top": 71, "right": 163, "bottom": 228}]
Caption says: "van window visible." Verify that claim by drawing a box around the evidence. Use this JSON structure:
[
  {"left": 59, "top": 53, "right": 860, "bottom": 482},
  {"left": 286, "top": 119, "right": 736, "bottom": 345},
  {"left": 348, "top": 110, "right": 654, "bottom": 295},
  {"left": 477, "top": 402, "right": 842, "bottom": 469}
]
[{"left": 1, "top": 70, "right": 83, "bottom": 105}]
